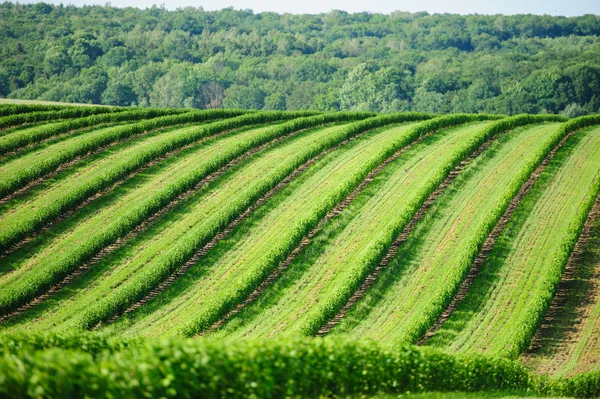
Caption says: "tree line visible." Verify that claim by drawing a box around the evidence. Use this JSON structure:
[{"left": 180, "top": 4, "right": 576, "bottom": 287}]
[{"left": 1, "top": 2, "right": 599, "bottom": 115}]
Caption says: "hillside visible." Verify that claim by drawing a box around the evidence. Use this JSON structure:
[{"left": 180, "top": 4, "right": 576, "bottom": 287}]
[
  {"left": 1, "top": 3, "right": 600, "bottom": 115},
  {"left": 0, "top": 105, "right": 599, "bottom": 397}
]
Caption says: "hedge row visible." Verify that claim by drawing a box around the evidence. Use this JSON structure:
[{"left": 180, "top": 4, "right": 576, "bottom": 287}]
[{"left": 0, "top": 334, "right": 596, "bottom": 398}]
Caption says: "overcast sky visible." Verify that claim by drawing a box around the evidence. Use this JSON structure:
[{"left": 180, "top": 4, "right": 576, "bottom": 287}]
[{"left": 13, "top": 0, "right": 600, "bottom": 16}]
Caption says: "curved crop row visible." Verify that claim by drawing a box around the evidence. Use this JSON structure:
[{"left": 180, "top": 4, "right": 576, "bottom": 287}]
[
  {"left": 522, "top": 194, "right": 600, "bottom": 377},
  {"left": 426, "top": 122, "right": 600, "bottom": 359},
  {"left": 0, "top": 111, "right": 330, "bottom": 252},
  {"left": 102, "top": 114, "right": 496, "bottom": 338},
  {"left": 329, "top": 118, "right": 567, "bottom": 345},
  {"left": 0, "top": 105, "right": 127, "bottom": 131},
  {"left": 0, "top": 108, "right": 253, "bottom": 198},
  {"left": 209, "top": 120, "right": 501, "bottom": 340},
  {"left": 1, "top": 113, "right": 432, "bottom": 332},
  {"left": 0, "top": 107, "right": 194, "bottom": 156},
  {"left": 0, "top": 334, "right": 597, "bottom": 399},
  {"left": 0, "top": 112, "right": 376, "bottom": 317}
]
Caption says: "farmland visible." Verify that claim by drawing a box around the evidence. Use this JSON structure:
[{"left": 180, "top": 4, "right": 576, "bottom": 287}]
[{"left": 0, "top": 104, "right": 599, "bottom": 398}]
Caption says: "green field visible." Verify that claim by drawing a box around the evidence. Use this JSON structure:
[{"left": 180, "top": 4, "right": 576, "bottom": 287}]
[{"left": 0, "top": 105, "right": 599, "bottom": 398}]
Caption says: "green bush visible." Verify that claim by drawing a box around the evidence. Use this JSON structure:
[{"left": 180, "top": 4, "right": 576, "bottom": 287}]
[{"left": 0, "top": 334, "right": 594, "bottom": 398}]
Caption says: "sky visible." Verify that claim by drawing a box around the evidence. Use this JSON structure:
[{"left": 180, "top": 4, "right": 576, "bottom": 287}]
[{"left": 13, "top": 0, "right": 600, "bottom": 16}]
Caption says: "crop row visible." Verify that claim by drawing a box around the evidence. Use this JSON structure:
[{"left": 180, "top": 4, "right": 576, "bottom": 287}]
[
  {"left": 0, "top": 103, "right": 92, "bottom": 117},
  {"left": 0, "top": 112, "right": 378, "bottom": 317},
  {"left": 0, "top": 105, "right": 127, "bottom": 131},
  {"left": 524, "top": 194, "right": 600, "bottom": 377},
  {"left": 426, "top": 119, "right": 600, "bottom": 358},
  {"left": 0, "top": 109, "right": 254, "bottom": 197},
  {"left": 0, "top": 111, "right": 331, "bottom": 251},
  {"left": 0, "top": 107, "right": 194, "bottom": 156},
  {"left": 331, "top": 118, "right": 572, "bottom": 345},
  {"left": 80, "top": 122, "right": 431, "bottom": 335},
  {"left": 0, "top": 334, "right": 598, "bottom": 398},
  {"left": 102, "top": 114, "right": 497, "bottom": 337}
]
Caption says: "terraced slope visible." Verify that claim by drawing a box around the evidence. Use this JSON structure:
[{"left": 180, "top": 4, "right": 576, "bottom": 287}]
[
  {"left": 327, "top": 122, "right": 563, "bottom": 345},
  {"left": 425, "top": 125, "right": 600, "bottom": 358}
]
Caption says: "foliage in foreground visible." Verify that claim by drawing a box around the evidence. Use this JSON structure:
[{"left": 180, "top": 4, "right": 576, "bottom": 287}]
[{"left": 0, "top": 334, "right": 598, "bottom": 398}]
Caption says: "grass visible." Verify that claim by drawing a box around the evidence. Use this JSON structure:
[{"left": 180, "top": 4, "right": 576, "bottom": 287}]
[
  {"left": 329, "top": 123, "right": 563, "bottom": 345},
  {"left": 425, "top": 126, "right": 600, "bottom": 358}
]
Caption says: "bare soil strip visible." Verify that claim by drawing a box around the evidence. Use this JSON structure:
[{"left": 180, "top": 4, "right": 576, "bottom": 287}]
[
  {"left": 522, "top": 192, "right": 600, "bottom": 374},
  {"left": 0, "top": 125, "right": 312, "bottom": 323},
  {"left": 417, "top": 130, "right": 578, "bottom": 345},
  {"left": 0, "top": 126, "right": 258, "bottom": 259},
  {"left": 201, "top": 128, "right": 442, "bottom": 336}
]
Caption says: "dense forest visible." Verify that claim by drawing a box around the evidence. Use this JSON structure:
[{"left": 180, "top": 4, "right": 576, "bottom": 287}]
[{"left": 1, "top": 2, "right": 599, "bottom": 115}]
